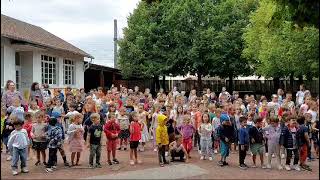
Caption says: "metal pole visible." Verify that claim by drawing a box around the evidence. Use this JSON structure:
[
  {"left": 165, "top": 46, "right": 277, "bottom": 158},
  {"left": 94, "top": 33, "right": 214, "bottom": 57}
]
[{"left": 114, "top": 19, "right": 118, "bottom": 68}]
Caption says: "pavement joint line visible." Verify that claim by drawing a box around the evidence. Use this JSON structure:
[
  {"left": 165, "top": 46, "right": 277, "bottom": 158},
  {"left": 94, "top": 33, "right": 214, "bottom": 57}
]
[{"left": 84, "top": 164, "right": 208, "bottom": 179}]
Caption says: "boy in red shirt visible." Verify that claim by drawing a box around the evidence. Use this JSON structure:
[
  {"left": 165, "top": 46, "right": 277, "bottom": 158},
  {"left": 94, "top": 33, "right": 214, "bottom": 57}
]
[
  {"left": 23, "top": 112, "right": 33, "bottom": 160},
  {"left": 104, "top": 113, "right": 120, "bottom": 165}
]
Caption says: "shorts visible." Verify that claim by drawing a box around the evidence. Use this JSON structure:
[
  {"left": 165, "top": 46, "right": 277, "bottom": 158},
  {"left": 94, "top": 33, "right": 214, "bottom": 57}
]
[
  {"left": 130, "top": 141, "right": 139, "bottom": 149},
  {"left": 118, "top": 129, "right": 130, "bottom": 139},
  {"left": 251, "top": 143, "right": 264, "bottom": 155},
  {"left": 32, "top": 141, "right": 48, "bottom": 151},
  {"left": 220, "top": 141, "right": 230, "bottom": 157},
  {"left": 107, "top": 139, "right": 118, "bottom": 151}
]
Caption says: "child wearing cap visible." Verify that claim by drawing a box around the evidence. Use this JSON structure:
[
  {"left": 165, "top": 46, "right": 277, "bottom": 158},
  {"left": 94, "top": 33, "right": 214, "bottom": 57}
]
[{"left": 216, "top": 114, "right": 235, "bottom": 166}]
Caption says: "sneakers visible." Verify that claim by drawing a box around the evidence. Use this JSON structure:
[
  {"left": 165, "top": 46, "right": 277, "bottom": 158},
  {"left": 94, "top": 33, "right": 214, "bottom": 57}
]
[
  {"left": 261, "top": 165, "right": 267, "bottom": 169},
  {"left": 214, "top": 150, "right": 218, "bottom": 154},
  {"left": 64, "top": 162, "right": 70, "bottom": 167},
  {"left": 52, "top": 166, "right": 57, "bottom": 170},
  {"left": 6, "top": 156, "right": 12, "bottom": 161},
  {"left": 113, "top": 159, "right": 120, "bottom": 164},
  {"left": 129, "top": 160, "right": 135, "bottom": 166},
  {"left": 200, "top": 156, "right": 204, "bottom": 160},
  {"left": 117, "top": 147, "right": 122, "bottom": 151},
  {"left": 278, "top": 165, "right": 283, "bottom": 170},
  {"left": 285, "top": 165, "right": 291, "bottom": 171},
  {"left": 35, "top": 161, "right": 41, "bottom": 166},
  {"left": 293, "top": 165, "right": 301, "bottom": 171},
  {"left": 160, "top": 162, "right": 164, "bottom": 167},
  {"left": 107, "top": 160, "right": 113, "bottom": 166},
  {"left": 96, "top": 163, "right": 102, "bottom": 168},
  {"left": 21, "top": 168, "right": 29, "bottom": 173},
  {"left": 12, "top": 170, "right": 18, "bottom": 176},
  {"left": 153, "top": 148, "right": 158, "bottom": 152},
  {"left": 45, "top": 168, "right": 53, "bottom": 173},
  {"left": 301, "top": 164, "right": 312, "bottom": 171},
  {"left": 208, "top": 157, "right": 213, "bottom": 161},
  {"left": 124, "top": 147, "right": 127, "bottom": 151},
  {"left": 266, "top": 164, "right": 272, "bottom": 169},
  {"left": 239, "top": 164, "right": 247, "bottom": 170},
  {"left": 251, "top": 164, "right": 257, "bottom": 168},
  {"left": 88, "top": 164, "right": 94, "bottom": 169},
  {"left": 223, "top": 161, "right": 229, "bottom": 166},
  {"left": 198, "top": 150, "right": 202, "bottom": 154},
  {"left": 218, "top": 161, "right": 224, "bottom": 166}
]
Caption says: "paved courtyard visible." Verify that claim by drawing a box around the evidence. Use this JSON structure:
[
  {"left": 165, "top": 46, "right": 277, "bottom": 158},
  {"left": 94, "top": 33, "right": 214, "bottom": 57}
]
[{"left": 1, "top": 142, "right": 319, "bottom": 179}]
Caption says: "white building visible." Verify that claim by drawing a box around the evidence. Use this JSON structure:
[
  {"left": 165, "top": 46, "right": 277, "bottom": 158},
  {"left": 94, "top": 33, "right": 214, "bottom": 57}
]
[{"left": 1, "top": 14, "right": 93, "bottom": 94}]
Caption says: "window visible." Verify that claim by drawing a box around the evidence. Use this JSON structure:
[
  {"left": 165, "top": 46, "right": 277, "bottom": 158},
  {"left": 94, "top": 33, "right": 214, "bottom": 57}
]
[
  {"left": 41, "top": 55, "right": 57, "bottom": 85},
  {"left": 63, "top": 59, "right": 75, "bottom": 85}
]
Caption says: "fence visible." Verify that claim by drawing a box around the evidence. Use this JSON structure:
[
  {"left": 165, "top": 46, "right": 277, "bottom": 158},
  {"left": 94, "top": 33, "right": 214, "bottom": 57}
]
[{"left": 114, "top": 79, "right": 319, "bottom": 98}]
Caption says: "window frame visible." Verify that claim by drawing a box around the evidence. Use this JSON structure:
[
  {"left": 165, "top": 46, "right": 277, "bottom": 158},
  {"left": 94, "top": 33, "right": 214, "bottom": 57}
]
[
  {"left": 63, "top": 59, "right": 75, "bottom": 85},
  {"left": 41, "top": 54, "right": 57, "bottom": 85}
]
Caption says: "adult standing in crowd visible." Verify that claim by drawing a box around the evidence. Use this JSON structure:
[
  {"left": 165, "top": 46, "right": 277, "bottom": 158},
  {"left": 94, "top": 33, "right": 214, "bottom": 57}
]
[
  {"left": 1, "top": 80, "right": 24, "bottom": 108},
  {"left": 30, "top": 82, "right": 44, "bottom": 106}
]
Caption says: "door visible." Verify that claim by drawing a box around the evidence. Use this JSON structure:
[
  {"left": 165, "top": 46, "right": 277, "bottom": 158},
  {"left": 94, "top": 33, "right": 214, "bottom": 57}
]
[{"left": 15, "top": 52, "right": 21, "bottom": 91}]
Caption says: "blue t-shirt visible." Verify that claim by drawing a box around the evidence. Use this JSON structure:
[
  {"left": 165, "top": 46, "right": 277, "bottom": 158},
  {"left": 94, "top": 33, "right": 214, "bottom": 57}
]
[{"left": 238, "top": 127, "right": 249, "bottom": 145}]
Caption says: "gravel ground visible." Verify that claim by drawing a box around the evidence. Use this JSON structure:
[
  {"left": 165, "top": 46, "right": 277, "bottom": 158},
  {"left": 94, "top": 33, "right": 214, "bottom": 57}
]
[{"left": 1, "top": 142, "right": 319, "bottom": 179}]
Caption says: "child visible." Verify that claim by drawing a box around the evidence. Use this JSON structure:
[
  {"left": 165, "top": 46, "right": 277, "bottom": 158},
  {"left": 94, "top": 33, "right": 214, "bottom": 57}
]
[
  {"left": 156, "top": 114, "right": 169, "bottom": 167},
  {"left": 3, "top": 112, "right": 15, "bottom": 161},
  {"left": 264, "top": 117, "right": 282, "bottom": 170},
  {"left": 129, "top": 112, "right": 142, "bottom": 165},
  {"left": 249, "top": 118, "right": 265, "bottom": 168},
  {"left": 212, "top": 108, "right": 222, "bottom": 154},
  {"left": 304, "top": 113, "right": 315, "bottom": 161},
  {"left": 280, "top": 117, "right": 300, "bottom": 171},
  {"left": 67, "top": 112, "right": 84, "bottom": 166},
  {"left": 7, "top": 97, "right": 25, "bottom": 121},
  {"left": 64, "top": 103, "right": 78, "bottom": 133},
  {"left": 138, "top": 104, "right": 149, "bottom": 151},
  {"left": 23, "top": 112, "right": 33, "bottom": 160},
  {"left": 216, "top": 114, "right": 234, "bottom": 166},
  {"left": 45, "top": 117, "right": 63, "bottom": 173},
  {"left": 50, "top": 112, "right": 70, "bottom": 167},
  {"left": 177, "top": 115, "right": 195, "bottom": 158},
  {"left": 150, "top": 103, "right": 161, "bottom": 151},
  {"left": 169, "top": 135, "right": 188, "bottom": 162},
  {"left": 7, "top": 115, "right": 29, "bottom": 175},
  {"left": 191, "top": 104, "right": 202, "bottom": 153},
  {"left": 296, "top": 116, "right": 312, "bottom": 171},
  {"left": 104, "top": 113, "right": 120, "bottom": 165},
  {"left": 87, "top": 113, "right": 103, "bottom": 168},
  {"left": 117, "top": 107, "right": 130, "bottom": 151},
  {"left": 1, "top": 106, "right": 6, "bottom": 151},
  {"left": 238, "top": 116, "right": 249, "bottom": 170},
  {"left": 199, "top": 113, "right": 213, "bottom": 160},
  {"left": 28, "top": 100, "right": 40, "bottom": 116},
  {"left": 32, "top": 111, "right": 48, "bottom": 166}
]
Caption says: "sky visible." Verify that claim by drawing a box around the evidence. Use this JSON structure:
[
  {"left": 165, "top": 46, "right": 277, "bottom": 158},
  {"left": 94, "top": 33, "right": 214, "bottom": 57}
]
[{"left": 1, "top": 0, "right": 141, "bottom": 67}]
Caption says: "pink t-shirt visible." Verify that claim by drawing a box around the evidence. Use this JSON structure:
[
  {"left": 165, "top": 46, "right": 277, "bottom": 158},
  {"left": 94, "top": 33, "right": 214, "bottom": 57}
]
[{"left": 130, "top": 122, "right": 141, "bottom": 141}]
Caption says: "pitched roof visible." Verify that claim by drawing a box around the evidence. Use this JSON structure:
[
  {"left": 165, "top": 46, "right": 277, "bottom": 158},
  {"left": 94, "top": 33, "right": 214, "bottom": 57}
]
[{"left": 1, "top": 14, "right": 94, "bottom": 59}]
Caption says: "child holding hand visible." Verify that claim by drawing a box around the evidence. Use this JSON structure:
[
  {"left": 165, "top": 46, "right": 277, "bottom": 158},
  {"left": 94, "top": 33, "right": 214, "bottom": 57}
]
[
  {"left": 199, "top": 113, "right": 213, "bottom": 161},
  {"left": 129, "top": 112, "right": 142, "bottom": 165}
]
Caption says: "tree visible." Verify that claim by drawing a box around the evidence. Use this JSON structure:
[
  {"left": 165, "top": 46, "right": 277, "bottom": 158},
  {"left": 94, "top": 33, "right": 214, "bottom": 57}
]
[{"left": 242, "top": 0, "right": 319, "bottom": 91}]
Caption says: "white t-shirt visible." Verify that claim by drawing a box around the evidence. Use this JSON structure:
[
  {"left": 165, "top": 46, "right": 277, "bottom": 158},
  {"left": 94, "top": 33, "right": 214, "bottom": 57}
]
[
  {"left": 296, "top": 91, "right": 305, "bottom": 106},
  {"left": 307, "top": 109, "right": 317, "bottom": 123}
]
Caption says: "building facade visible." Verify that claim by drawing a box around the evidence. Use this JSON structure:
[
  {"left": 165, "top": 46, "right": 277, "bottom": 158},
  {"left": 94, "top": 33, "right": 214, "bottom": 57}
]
[{"left": 1, "top": 14, "right": 93, "bottom": 95}]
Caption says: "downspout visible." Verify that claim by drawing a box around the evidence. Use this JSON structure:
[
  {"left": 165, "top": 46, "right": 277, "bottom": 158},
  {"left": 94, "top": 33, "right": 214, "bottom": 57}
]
[{"left": 84, "top": 58, "right": 93, "bottom": 72}]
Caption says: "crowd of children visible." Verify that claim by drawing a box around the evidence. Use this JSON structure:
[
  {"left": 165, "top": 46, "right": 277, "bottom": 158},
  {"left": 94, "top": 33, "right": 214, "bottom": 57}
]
[{"left": 1, "top": 83, "right": 319, "bottom": 176}]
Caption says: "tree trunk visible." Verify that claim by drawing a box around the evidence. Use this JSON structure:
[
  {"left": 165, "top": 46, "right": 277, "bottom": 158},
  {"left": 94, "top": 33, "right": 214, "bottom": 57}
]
[
  {"left": 289, "top": 73, "right": 294, "bottom": 92},
  {"left": 298, "top": 75, "right": 303, "bottom": 85},
  {"left": 273, "top": 77, "right": 280, "bottom": 92},
  {"left": 155, "top": 75, "right": 160, "bottom": 93},
  {"left": 228, "top": 75, "right": 233, "bottom": 93},
  {"left": 162, "top": 75, "right": 166, "bottom": 93},
  {"left": 197, "top": 72, "right": 202, "bottom": 96}
]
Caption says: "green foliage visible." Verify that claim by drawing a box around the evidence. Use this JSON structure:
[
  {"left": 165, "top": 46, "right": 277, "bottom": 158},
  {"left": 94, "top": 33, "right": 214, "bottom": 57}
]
[{"left": 242, "top": 0, "right": 319, "bottom": 79}]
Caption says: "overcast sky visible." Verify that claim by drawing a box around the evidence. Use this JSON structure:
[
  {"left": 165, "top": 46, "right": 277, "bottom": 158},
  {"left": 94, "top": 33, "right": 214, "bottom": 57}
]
[{"left": 1, "top": 0, "right": 140, "bottom": 67}]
